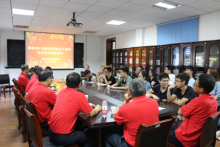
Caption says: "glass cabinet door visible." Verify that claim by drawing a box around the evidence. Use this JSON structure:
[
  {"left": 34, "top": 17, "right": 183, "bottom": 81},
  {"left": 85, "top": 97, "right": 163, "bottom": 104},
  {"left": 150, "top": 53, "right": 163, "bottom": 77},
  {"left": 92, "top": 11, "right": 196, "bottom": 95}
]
[
  {"left": 124, "top": 51, "right": 127, "bottom": 65},
  {"left": 183, "top": 46, "right": 191, "bottom": 66},
  {"left": 119, "top": 51, "right": 123, "bottom": 63},
  {"left": 141, "top": 50, "right": 146, "bottom": 71},
  {"left": 163, "top": 48, "right": 168, "bottom": 71},
  {"left": 149, "top": 49, "right": 153, "bottom": 70},
  {"left": 172, "top": 47, "right": 179, "bottom": 75},
  {"left": 135, "top": 50, "right": 140, "bottom": 68},
  {"left": 195, "top": 45, "right": 205, "bottom": 79},
  {"left": 209, "top": 44, "right": 219, "bottom": 69},
  {"left": 155, "top": 48, "right": 160, "bottom": 75},
  {"left": 128, "top": 50, "right": 133, "bottom": 75}
]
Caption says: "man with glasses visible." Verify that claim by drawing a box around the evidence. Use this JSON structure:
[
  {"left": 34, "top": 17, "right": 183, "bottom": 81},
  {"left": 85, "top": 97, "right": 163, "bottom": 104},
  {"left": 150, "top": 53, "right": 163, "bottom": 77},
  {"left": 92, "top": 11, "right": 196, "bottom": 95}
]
[
  {"left": 101, "top": 67, "right": 116, "bottom": 85},
  {"left": 167, "top": 73, "right": 197, "bottom": 106},
  {"left": 26, "top": 70, "right": 56, "bottom": 131},
  {"left": 165, "top": 65, "right": 176, "bottom": 85},
  {"left": 134, "top": 66, "right": 143, "bottom": 78},
  {"left": 147, "top": 73, "right": 175, "bottom": 101}
]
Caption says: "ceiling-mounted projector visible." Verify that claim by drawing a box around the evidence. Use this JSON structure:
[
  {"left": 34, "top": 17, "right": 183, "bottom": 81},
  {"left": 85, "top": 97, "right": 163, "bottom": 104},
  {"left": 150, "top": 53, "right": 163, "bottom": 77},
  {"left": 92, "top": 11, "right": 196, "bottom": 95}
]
[{"left": 67, "top": 12, "right": 83, "bottom": 28}]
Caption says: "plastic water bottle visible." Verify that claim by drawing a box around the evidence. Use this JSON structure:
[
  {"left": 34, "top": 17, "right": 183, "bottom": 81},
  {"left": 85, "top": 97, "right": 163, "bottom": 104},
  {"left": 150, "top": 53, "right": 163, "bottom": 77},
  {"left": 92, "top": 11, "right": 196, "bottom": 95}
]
[
  {"left": 54, "top": 82, "right": 56, "bottom": 89},
  {"left": 102, "top": 98, "right": 108, "bottom": 117}
]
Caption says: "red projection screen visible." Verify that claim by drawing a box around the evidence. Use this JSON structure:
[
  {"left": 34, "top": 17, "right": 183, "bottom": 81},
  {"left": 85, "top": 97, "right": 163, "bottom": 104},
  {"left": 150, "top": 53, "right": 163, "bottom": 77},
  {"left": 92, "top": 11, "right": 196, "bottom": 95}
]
[{"left": 25, "top": 32, "right": 74, "bottom": 69}]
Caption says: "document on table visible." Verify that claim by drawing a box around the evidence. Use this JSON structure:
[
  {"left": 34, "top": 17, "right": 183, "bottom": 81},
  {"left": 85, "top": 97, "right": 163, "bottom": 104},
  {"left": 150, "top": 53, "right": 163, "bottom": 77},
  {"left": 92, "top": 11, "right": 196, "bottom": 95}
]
[{"left": 159, "top": 107, "right": 165, "bottom": 111}]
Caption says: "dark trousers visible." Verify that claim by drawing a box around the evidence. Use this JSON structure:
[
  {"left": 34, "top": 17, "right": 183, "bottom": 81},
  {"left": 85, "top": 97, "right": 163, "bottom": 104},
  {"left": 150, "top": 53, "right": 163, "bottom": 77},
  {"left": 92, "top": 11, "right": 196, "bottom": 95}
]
[
  {"left": 169, "top": 125, "right": 184, "bottom": 147},
  {"left": 105, "top": 133, "right": 132, "bottom": 147},
  {"left": 49, "top": 128, "right": 96, "bottom": 147},
  {"left": 40, "top": 122, "right": 49, "bottom": 131}
]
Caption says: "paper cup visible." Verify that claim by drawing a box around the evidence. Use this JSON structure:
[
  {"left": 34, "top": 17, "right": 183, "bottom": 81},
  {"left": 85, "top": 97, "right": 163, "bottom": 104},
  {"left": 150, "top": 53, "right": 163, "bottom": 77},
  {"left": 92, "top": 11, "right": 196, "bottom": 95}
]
[
  {"left": 82, "top": 80, "right": 85, "bottom": 83},
  {"left": 146, "top": 94, "right": 150, "bottom": 98},
  {"left": 85, "top": 95, "right": 88, "bottom": 100},
  {"left": 107, "top": 85, "right": 110, "bottom": 89},
  {"left": 111, "top": 106, "right": 117, "bottom": 114}
]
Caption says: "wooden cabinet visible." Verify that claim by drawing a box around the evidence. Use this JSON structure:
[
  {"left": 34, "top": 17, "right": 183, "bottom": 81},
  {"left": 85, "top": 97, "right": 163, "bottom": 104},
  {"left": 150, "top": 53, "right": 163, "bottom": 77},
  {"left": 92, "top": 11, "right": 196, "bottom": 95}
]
[{"left": 111, "top": 39, "right": 220, "bottom": 77}]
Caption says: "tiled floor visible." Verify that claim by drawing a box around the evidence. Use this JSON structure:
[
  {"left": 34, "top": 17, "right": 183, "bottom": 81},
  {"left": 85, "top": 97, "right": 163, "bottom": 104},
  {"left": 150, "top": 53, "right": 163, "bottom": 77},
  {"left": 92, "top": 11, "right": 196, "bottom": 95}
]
[{"left": 0, "top": 92, "right": 220, "bottom": 147}]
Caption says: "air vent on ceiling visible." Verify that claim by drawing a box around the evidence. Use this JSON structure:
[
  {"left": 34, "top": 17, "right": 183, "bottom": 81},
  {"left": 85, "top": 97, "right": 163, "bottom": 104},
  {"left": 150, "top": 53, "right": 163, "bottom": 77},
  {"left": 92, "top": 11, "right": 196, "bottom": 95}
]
[
  {"left": 13, "top": 25, "right": 29, "bottom": 28},
  {"left": 83, "top": 31, "right": 97, "bottom": 34}
]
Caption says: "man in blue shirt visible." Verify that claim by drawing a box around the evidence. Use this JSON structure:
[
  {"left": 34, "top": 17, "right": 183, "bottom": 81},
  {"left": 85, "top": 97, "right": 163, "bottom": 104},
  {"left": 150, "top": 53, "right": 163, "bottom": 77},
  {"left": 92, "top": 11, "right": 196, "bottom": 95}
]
[
  {"left": 185, "top": 66, "right": 195, "bottom": 88},
  {"left": 147, "top": 73, "right": 175, "bottom": 102}
]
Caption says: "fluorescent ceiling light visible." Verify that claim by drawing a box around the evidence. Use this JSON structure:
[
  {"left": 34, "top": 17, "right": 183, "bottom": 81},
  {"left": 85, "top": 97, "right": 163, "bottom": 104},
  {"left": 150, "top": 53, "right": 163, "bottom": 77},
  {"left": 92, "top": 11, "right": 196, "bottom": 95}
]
[
  {"left": 12, "top": 8, "right": 35, "bottom": 16},
  {"left": 106, "top": 20, "right": 126, "bottom": 25},
  {"left": 155, "top": 2, "right": 176, "bottom": 9},
  {"left": 152, "top": 1, "right": 181, "bottom": 10}
]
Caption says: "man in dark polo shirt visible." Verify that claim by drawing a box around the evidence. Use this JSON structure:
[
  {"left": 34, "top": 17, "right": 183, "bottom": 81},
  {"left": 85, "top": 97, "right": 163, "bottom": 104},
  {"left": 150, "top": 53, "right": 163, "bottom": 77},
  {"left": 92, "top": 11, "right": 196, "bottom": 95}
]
[
  {"left": 167, "top": 73, "right": 197, "bottom": 106},
  {"left": 25, "top": 67, "right": 43, "bottom": 94},
  {"left": 147, "top": 73, "right": 175, "bottom": 101},
  {"left": 18, "top": 64, "right": 29, "bottom": 95},
  {"left": 26, "top": 69, "right": 56, "bottom": 131},
  {"left": 105, "top": 78, "right": 159, "bottom": 147},
  {"left": 48, "top": 72, "right": 102, "bottom": 147},
  {"left": 101, "top": 66, "right": 116, "bottom": 85},
  {"left": 169, "top": 74, "right": 217, "bottom": 147}
]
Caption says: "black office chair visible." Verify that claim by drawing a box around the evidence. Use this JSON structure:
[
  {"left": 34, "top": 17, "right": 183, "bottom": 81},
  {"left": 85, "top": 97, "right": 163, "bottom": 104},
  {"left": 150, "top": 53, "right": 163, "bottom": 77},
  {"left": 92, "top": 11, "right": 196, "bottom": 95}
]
[{"left": 0, "top": 74, "right": 14, "bottom": 98}]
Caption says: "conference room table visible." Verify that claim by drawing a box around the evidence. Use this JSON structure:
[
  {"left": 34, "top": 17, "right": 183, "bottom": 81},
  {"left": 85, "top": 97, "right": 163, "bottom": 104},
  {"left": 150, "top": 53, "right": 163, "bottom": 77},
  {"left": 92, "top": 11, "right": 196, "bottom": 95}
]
[{"left": 53, "top": 80, "right": 180, "bottom": 146}]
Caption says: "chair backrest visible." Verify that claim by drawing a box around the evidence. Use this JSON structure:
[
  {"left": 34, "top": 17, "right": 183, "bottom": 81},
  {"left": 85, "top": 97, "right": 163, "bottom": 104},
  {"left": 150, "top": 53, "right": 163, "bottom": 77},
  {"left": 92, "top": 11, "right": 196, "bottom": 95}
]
[
  {"left": 23, "top": 99, "right": 38, "bottom": 119},
  {"left": 135, "top": 117, "right": 175, "bottom": 147},
  {"left": 12, "top": 78, "right": 20, "bottom": 90},
  {"left": 20, "top": 82, "right": 26, "bottom": 96},
  {"left": 81, "top": 71, "right": 85, "bottom": 77},
  {"left": 22, "top": 107, "right": 43, "bottom": 147},
  {"left": 200, "top": 111, "right": 220, "bottom": 147},
  {"left": 12, "top": 87, "right": 20, "bottom": 111},
  {"left": 0, "top": 74, "right": 10, "bottom": 84},
  {"left": 16, "top": 90, "right": 25, "bottom": 108}
]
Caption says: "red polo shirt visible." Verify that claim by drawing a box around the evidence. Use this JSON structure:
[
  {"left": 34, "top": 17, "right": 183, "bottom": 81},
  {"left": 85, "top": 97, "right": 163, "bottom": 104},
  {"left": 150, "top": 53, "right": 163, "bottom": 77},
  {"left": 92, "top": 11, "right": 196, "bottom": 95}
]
[
  {"left": 25, "top": 74, "right": 39, "bottom": 93},
  {"left": 18, "top": 72, "right": 29, "bottom": 95},
  {"left": 48, "top": 87, "right": 93, "bottom": 134},
  {"left": 175, "top": 94, "right": 217, "bottom": 147},
  {"left": 114, "top": 96, "right": 159, "bottom": 147},
  {"left": 26, "top": 83, "right": 57, "bottom": 123}
]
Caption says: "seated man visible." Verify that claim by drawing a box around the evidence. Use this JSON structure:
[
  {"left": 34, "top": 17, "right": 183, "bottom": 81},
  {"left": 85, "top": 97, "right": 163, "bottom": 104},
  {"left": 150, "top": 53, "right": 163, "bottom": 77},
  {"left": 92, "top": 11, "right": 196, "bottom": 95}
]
[
  {"left": 96, "top": 67, "right": 104, "bottom": 82},
  {"left": 85, "top": 70, "right": 96, "bottom": 82},
  {"left": 115, "top": 67, "right": 121, "bottom": 79},
  {"left": 101, "top": 66, "right": 116, "bottom": 85},
  {"left": 134, "top": 66, "right": 143, "bottom": 78},
  {"left": 45, "top": 66, "right": 54, "bottom": 79},
  {"left": 25, "top": 67, "right": 43, "bottom": 94},
  {"left": 167, "top": 73, "right": 197, "bottom": 106},
  {"left": 27, "top": 67, "right": 35, "bottom": 79},
  {"left": 26, "top": 70, "right": 56, "bottom": 130},
  {"left": 105, "top": 78, "right": 159, "bottom": 147},
  {"left": 110, "top": 66, "right": 132, "bottom": 90},
  {"left": 18, "top": 64, "right": 30, "bottom": 95},
  {"left": 48, "top": 72, "right": 102, "bottom": 147},
  {"left": 185, "top": 66, "right": 195, "bottom": 88},
  {"left": 84, "top": 64, "right": 92, "bottom": 73},
  {"left": 165, "top": 65, "right": 175, "bottom": 85},
  {"left": 147, "top": 73, "right": 175, "bottom": 102},
  {"left": 169, "top": 74, "right": 217, "bottom": 147}
]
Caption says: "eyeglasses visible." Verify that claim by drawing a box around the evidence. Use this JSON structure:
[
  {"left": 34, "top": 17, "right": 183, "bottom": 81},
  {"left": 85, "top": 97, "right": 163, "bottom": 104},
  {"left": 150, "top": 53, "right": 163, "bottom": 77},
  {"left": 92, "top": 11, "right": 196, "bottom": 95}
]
[
  {"left": 161, "top": 80, "right": 169, "bottom": 82},
  {"left": 176, "top": 80, "right": 182, "bottom": 83}
]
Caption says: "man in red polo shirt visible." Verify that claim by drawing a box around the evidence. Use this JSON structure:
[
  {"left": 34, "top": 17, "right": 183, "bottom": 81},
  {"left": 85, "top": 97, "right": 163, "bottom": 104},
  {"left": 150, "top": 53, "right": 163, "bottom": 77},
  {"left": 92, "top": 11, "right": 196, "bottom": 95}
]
[
  {"left": 48, "top": 72, "right": 102, "bottom": 147},
  {"left": 105, "top": 78, "right": 159, "bottom": 147},
  {"left": 26, "top": 69, "right": 56, "bottom": 130},
  {"left": 18, "top": 64, "right": 29, "bottom": 95},
  {"left": 25, "top": 66, "right": 43, "bottom": 94},
  {"left": 169, "top": 74, "right": 217, "bottom": 147}
]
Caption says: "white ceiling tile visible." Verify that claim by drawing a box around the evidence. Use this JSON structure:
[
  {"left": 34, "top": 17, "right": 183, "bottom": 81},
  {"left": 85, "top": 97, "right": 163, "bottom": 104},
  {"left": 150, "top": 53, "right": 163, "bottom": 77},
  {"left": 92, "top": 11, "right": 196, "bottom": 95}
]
[
  {"left": 75, "top": 16, "right": 94, "bottom": 23},
  {"left": 59, "top": 9, "right": 82, "bottom": 15},
  {"left": 13, "top": 21, "right": 31, "bottom": 26},
  {"left": 37, "top": 5, "right": 60, "bottom": 13},
  {"left": 187, "top": 0, "right": 220, "bottom": 9},
  {"left": 202, "top": 4, "right": 220, "bottom": 13},
  {"left": 97, "top": 14, "right": 121, "bottom": 20},
  {"left": 32, "top": 17, "right": 52, "bottom": 22},
  {"left": 13, "top": 14, "right": 33, "bottom": 20},
  {"left": 86, "top": 6, "right": 113, "bottom": 13},
  {"left": 79, "top": 11, "right": 102, "bottom": 18},
  {"left": 0, "top": 17, "right": 11, "bottom": 22},
  {"left": 95, "top": 0, "right": 126, "bottom": 8},
  {"left": 11, "top": 2, "right": 37, "bottom": 11},
  {"left": 34, "top": 11, "right": 55, "bottom": 18},
  {"left": 138, "top": 7, "right": 163, "bottom": 15},
  {"left": 105, "top": 9, "right": 131, "bottom": 16},
  {"left": 11, "top": 0, "right": 40, "bottom": 5},
  {"left": 64, "top": 2, "right": 91, "bottom": 11},
  {"left": 0, "top": 1, "right": 10, "bottom": 8},
  {"left": 0, "top": 13, "right": 12, "bottom": 17},
  {"left": 117, "top": 3, "right": 146, "bottom": 12},
  {"left": 69, "top": 0, "right": 99, "bottom": 5},
  {"left": 0, "top": 7, "right": 12, "bottom": 13},
  {"left": 170, "top": 0, "right": 199, "bottom": 5},
  {"left": 39, "top": 0, "right": 68, "bottom": 7},
  {"left": 129, "top": 0, "right": 161, "bottom": 6},
  {"left": 168, "top": 6, "right": 198, "bottom": 14},
  {"left": 183, "top": 10, "right": 209, "bottom": 16}
]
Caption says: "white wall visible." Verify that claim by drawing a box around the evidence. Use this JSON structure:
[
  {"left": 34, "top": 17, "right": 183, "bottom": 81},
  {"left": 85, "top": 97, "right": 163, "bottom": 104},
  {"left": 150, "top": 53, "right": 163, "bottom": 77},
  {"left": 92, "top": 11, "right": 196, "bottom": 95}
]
[
  {"left": 144, "top": 25, "right": 157, "bottom": 46},
  {"left": 198, "top": 11, "right": 220, "bottom": 41},
  {"left": 0, "top": 30, "right": 105, "bottom": 80}
]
